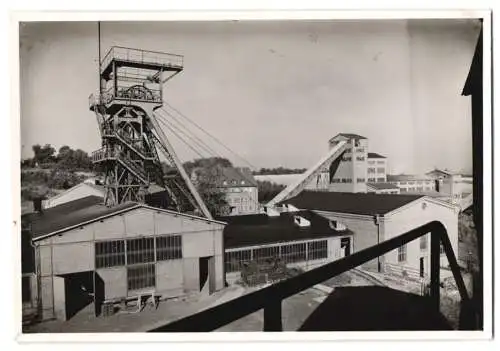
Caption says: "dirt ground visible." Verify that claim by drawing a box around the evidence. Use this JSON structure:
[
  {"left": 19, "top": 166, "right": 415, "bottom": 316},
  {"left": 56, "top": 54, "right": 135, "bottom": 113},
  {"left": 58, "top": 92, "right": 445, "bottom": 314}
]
[
  {"left": 23, "top": 285, "right": 247, "bottom": 333},
  {"left": 216, "top": 270, "right": 377, "bottom": 332}
]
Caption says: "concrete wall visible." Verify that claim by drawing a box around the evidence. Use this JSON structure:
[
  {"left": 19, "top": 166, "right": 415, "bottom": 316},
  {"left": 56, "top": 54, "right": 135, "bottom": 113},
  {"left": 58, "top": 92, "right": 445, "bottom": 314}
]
[
  {"left": 368, "top": 158, "right": 387, "bottom": 183},
  {"left": 44, "top": 184, "right": 104, "bottom": 209},
  {"left": 382, "top": 198, "right": 459, "bottom": 278},
  {"left": 97, "top": 267, "right": 127, "bottom": 300},
  {"left": 328, "top": 138, "right": 369, "bottom": 193},
  {"left": 224, "top": 187, "right": 259, "bottom": 215},
  {"left": 34, "top": 206, "right": 225, "bottom": 320},
  {"left": 315, "top": 211, "right": 380, "bottom": 270}
]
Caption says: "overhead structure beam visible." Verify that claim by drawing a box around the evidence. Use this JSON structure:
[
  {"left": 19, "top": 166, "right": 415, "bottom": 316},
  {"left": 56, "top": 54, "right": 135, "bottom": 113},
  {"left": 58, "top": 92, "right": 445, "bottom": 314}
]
[
  {"left": 149, "top": 110, "right": 213, "bottom": 220},
  {"left": 266, "top": 140, "right": 348, "bottom": 207}
]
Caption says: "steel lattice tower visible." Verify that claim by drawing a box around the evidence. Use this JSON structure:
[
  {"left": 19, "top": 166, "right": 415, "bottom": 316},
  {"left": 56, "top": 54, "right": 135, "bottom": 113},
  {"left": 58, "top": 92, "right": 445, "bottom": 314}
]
[{"left": 89, "top": 46, "right": 212, "bottom": 219}]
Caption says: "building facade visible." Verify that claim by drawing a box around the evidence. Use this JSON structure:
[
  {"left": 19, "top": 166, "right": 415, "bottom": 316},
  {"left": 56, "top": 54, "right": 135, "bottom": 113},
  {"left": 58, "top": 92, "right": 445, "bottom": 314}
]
[
  {"left": 327, "top": 133, "right": 369, "bottom": 193},
  {"left": 25, "top": 197, "right": 226, "bottom": 321},
  {"left": 192, "top": 167, "right": 259, "bottom": 216},
  {"left": 219, "top": 209, "right": 353, "bottom": 284},
  {"left": 386, "top": 174, "right": 436, "bottom": 193},
  {"left": 367, "top": 152, "right": 387, "bottom": 183},
  {"left": 301, "top": 133, "right": 389, "bottom": 193},
  {"left": 366, "top": 182, "right": 400, "bottom": 194}
]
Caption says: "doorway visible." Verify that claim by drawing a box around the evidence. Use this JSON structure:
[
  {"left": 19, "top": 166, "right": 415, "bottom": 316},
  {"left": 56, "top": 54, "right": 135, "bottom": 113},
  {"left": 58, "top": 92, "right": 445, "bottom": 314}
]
[
  {"left": 419, "top": 257, "right": 425, "bottom": 278},
  {"left": 199, "top": 256, "right": 216, "bottom": 294},
  {"left": 341, "top": 237, "right": 351, "bottom": 257}
]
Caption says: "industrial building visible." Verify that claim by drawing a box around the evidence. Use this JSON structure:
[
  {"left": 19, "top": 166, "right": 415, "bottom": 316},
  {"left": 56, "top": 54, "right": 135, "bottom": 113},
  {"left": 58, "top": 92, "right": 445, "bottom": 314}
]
[
  {"left": 280, "top": 191, "right": 460, "bottom": 279},
  {"left": 23, "top": 196, "right": 225, "bottom": 321},
  {"left": 366, "top": 182, "right": 400, "bottom": 194},
  {"left": 219, "top": 209, "right": 353, "bottom": 283},
  {"left": 191, "top": 167, "right": 259, "bottom": 216}
]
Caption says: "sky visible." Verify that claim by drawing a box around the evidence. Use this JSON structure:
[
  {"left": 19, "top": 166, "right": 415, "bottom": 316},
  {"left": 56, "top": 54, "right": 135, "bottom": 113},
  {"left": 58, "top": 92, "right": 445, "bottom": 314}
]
[{"left": 19, "top": 19, "right": 481, "bottom": 174}]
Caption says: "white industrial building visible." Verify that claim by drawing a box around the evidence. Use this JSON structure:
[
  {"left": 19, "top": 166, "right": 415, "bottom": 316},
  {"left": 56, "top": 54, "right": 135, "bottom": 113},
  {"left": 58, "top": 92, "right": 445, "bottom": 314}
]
[
  {"left": 23, "top": 196, "right": 226, "bottom": 321},
  {"left": 280, "top": 191, "right": 460, "bottom": 280}
]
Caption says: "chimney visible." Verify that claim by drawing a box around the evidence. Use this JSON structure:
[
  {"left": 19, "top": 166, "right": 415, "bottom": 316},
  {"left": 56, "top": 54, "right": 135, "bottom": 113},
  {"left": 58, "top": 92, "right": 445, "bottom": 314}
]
[{"left": 33, "top": 197, "right": 43, "bottom": 213}]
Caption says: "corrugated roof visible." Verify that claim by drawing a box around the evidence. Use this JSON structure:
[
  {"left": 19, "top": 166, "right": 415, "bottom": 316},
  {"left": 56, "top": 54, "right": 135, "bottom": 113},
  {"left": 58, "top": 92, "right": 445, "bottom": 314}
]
[
  {"left": 367, "top": 152, "right": 386, "bottom": 159},
  {"left": 220, "top": 210, "right": 351, "bottom": 249},
  {"left": 330, "top": 133, "right": 367, "bottom": 141},
  {"left": 24, "top": 196, "right": 138, "bottom": 240},
  {"left": 281, "top": 191, "right": 424, "bottom": 216},
  {"left": 366, "top": 182, "right": 400, "bottom": 190}
]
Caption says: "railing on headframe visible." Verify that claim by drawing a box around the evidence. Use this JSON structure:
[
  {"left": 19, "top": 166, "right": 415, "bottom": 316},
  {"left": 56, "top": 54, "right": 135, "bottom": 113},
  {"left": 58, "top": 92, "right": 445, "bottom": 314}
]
[{"left": 149, "top": 221, "right": 473, "bottom": 332}]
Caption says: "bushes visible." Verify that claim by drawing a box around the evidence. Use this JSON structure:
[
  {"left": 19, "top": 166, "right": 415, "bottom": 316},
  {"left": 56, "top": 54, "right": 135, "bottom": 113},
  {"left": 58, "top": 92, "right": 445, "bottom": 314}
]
[{"left": 20, "top": 169, "right": 87, "bottom": 203}]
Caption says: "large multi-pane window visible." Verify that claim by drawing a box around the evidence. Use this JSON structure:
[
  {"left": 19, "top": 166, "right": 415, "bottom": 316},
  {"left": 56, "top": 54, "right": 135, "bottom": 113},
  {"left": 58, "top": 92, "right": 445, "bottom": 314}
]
[
  {"left": 127, "top": 263, "right": 155, "bottom": 291},
  {"left": 281, "top": 243, "right": 307, "bottom": 264},
  {"left": 307, "top": 240, "right": 328, "bottom": 260},
  {"left": 127, "top": 237, "right": 155, "bottom": 264},
  {"left": 95, "top": 240, "right": 126, "bottom": 268},
  {"left": 397, "top": 245, "right": 407, "bottom": 262},
  {"left": 253, "top": 246, "right": 280, "bottom": 264},
  {"left": 377, "top": 168, "right": 385, "bottom": 173},
  {"left": 156, "top": 235, "right": 182, "bottom": 261},
  {"left": 377, "top": 178, "right": 385, "bottom": 182},
  {"left": 368, "top": 168, "right": 376, "bottom": 174},
  {"left": 356, "top": 178, "right": 365, "bottom": 183},
  {"left": 225, "top": 250, "right": 252, "bottom": 272}
]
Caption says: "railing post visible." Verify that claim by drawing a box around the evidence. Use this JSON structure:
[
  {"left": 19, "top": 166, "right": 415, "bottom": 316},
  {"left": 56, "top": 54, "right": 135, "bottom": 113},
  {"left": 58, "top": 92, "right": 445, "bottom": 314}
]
[
  {"left": 263, "top": 298, "right": 282, "bottom": 331},
  {"left": 430, "top": 229, "right": 441, "bottom": 312}
]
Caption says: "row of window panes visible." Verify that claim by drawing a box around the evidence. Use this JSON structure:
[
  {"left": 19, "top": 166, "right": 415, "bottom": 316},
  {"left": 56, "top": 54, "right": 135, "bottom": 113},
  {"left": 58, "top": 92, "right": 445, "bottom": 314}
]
[
  {"left": 356, "top": 157, "right": 365, "bottom": 161},
  {"left": 377, "top": 168, "right": 385, "bottom": 173},
  {"left": 397, "top": 244, "right": 407, "bottom": 262},
  {"left": 356, "top": 178, "right": 365, "bottom": 183},
  {"left": 95, "top": 235, "right": 182, "bottom": 269},
  {"left": 342, "top": 156, "right": 352, "bottom": 161},
  {"left": 225, "top": 240, "right": 329, "bottom": 272},
  {"left": 331, "top": 178, "right": 353, "bottom": 183},
  {"left": 368, "top": 168, "right": 376, "bottom": 174},
  {"left": 127, "top": 263, "right": 155, "bottom": 291}
]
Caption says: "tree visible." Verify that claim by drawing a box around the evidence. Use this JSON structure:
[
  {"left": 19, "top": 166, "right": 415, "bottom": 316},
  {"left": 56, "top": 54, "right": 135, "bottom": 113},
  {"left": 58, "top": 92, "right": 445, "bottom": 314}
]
[
  {"left": 256, "top": 180, "right": 285, "bottom": 203},
  {"left": 32, "top": 144, "right": 56, "bottom": 164},
  {"left": 253, "top": 167, "right": 307, "bottom": 175},
  {"left": 183, "top": 157, "right": 233, "bottom": 176},
  {"left": 55, "top": 145, "right": 92, "bottom": 171},
  {"left": 192, "top": 166, "right": 230, "bottom": 217}
]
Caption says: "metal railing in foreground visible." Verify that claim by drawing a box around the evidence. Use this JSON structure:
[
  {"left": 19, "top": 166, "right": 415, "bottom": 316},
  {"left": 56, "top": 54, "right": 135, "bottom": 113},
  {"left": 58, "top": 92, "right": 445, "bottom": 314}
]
[{"left": 149, "top": 221, "right": 471, "bottom": 332}]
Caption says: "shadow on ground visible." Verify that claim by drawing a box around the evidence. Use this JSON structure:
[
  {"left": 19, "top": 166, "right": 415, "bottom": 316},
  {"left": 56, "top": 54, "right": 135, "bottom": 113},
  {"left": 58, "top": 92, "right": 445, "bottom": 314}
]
[{"left": 299, "top": 286, "right": 453, "bottom": 331}]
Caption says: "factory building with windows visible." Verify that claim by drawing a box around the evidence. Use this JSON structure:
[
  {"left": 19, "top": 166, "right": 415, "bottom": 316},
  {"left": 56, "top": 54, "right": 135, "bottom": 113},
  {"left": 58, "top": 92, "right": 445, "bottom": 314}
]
[
  {"left": 22, "top": 196, "right": 226, "bottom": 321},
  {"left": 218, "top": 208, "right": 353, "bottom": 284},
  {"left": 280, "top": 191, "right": 460, "bottom": 280}
]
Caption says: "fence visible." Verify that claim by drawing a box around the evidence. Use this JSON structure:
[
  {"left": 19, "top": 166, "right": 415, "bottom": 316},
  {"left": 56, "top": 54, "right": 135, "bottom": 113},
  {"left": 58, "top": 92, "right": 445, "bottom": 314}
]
[{"left": 149, "top": 221, "right": 471, "bottom": 332}]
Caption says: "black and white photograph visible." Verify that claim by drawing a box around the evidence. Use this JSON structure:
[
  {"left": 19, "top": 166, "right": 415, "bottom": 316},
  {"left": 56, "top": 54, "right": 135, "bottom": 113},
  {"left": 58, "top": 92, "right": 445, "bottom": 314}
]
[{"left": 12, "top": 10, "right": 492, "bottom": 340}]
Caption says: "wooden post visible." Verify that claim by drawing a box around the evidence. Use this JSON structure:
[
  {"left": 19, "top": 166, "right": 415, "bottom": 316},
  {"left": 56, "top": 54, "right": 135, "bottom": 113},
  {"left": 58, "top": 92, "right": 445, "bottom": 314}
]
[
  {"left": 430, "top": 230, "right": 441, "bottom": 312},
  {"left": 263, "top": 299, "right": 282, "bottom": 331}
]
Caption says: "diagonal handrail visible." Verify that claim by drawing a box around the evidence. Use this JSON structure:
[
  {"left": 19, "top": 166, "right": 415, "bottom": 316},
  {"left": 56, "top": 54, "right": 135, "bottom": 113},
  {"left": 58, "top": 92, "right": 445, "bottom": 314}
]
[{"left": 149, "top": 221, "right": 470, "bottom": 332}]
